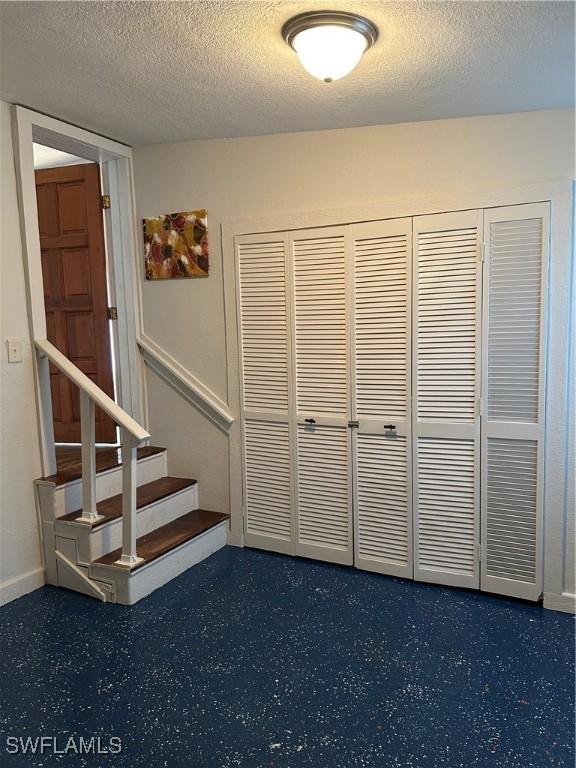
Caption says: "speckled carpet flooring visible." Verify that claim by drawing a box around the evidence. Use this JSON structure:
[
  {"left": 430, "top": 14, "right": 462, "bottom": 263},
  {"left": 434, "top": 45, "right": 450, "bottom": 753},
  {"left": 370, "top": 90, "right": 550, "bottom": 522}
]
[{"left": 1, "top": 547, "right": 574, "bottom": 767}]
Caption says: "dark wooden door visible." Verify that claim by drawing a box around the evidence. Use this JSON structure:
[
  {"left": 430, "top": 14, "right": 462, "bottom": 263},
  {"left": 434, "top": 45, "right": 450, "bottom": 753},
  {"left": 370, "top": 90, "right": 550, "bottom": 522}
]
[{"left": 35, "top": 163, "right": 116, "bottom": 443}]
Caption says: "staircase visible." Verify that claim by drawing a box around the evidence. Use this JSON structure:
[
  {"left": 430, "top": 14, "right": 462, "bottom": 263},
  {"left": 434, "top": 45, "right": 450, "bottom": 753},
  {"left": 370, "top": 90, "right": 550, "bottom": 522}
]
[{"left": 35, "top": 446, "right": 228, "bottom": 605}]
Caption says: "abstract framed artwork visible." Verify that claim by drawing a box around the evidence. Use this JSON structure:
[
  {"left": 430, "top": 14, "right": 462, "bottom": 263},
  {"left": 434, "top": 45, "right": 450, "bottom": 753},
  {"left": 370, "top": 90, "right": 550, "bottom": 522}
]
[{"left": 143, "top": 209, "right": 209, "bottom": 280}]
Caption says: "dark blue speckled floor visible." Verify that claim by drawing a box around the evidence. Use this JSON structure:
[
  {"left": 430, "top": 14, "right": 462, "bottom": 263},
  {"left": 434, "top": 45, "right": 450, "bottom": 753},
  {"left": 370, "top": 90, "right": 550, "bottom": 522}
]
[{"left": 0, "top": 547, "right": 574, "bottom": 767}]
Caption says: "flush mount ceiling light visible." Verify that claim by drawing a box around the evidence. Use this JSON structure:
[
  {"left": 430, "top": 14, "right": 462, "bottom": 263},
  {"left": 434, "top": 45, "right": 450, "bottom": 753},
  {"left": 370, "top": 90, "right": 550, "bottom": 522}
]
[{"left": 282, "top": 10, "right": 378, "bottom": 83}]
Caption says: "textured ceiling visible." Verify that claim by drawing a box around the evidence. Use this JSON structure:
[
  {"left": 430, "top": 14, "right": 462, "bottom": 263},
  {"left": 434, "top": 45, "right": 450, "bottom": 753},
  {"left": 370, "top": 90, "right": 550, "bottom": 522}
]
[{"left": 0, "top": 1, "right": 574, "bottom": 146}]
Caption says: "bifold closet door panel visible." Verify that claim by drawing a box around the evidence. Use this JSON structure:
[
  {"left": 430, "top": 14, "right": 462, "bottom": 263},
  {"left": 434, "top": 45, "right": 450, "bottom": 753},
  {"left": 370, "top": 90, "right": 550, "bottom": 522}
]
[
  {"left": 481, "top": 203, "right": 549, "bottom": 600},
  {"left": 351, "top": 219, "right": 412, "bottom": 577},
  {"left": 291, "top": 228, "right": 353, "bottom": 565},
  {"left": 412, "top": 210, "right": 482, "bottom": 588},
  {"left": 237, "top": 234, "right": 294, "bottom": 555}
]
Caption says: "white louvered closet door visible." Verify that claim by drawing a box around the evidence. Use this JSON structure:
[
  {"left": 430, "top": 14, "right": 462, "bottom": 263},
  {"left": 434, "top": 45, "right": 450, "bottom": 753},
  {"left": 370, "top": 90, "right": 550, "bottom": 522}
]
[
  {"left": 481, "top": 203, "right": 549, "bottom": 600},
  {"left": 351, "top": 219, "right": 413, "bottom": 577},
  {"left": 291, "top": 227, "right": 353, "bottom": 565},
  {"left": 412, "top": 210, "right": 482, "bottom": 588},
  {"left": 237, "top": 233, "right": 294, "bottom": 555}
]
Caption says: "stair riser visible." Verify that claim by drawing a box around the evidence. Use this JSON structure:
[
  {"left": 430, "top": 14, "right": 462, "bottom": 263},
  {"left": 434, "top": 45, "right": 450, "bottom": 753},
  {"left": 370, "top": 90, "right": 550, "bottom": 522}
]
[
  {"left": 91, "top": 523, "right": 227, "bottom": 605},
  {"left": 46, "top": 452, "right": 167, "bottom": 519},
  {"left": 55, "top": 484, "right": 199, "bottom": 562}
]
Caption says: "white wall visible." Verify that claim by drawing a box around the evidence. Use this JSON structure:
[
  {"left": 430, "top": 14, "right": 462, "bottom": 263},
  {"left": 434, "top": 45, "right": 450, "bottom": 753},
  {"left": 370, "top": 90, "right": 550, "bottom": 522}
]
[
  {"left": 134, "top": 108, "right": 575, "bottom": 606},
  {"left": 565, "top": 309, "right": 575, "bottom": 596},
  {"left": 0, "top": 100, "right": 44, "bottom": 604},
  {"left": 135, "top": 109, "right": 575, "bottom": 397}
]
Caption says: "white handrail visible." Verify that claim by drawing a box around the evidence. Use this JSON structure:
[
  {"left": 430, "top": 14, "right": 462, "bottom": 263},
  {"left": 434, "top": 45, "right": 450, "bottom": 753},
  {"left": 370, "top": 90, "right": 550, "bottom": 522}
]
[
  {"left": 35, "top": 338, "right": 148, "bottom": 568},
  {"left": 138, "top": 334, "right": 234, "bottom": 432},
  {"left": 35, "top": 339, "right": 149, "bottom": 443}
]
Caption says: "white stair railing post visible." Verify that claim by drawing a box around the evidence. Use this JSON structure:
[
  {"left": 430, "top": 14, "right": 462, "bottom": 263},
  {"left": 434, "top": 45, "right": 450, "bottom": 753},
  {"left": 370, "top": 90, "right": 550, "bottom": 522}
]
[
  {"left": 115, "top": 430, "right": 144, "bottom": 569},
  {"left": 77, "top": 391, "right": 104, "bottom": 525}
]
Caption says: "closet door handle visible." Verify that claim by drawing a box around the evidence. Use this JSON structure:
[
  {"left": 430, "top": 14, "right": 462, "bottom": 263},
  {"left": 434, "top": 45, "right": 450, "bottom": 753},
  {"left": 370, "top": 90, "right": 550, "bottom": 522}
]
[
  {"left": 384, "top": 424, "right": 396, "bottom": 431},
  {"left": 304, "top": 418, "right": 316, "bottom": 424}
]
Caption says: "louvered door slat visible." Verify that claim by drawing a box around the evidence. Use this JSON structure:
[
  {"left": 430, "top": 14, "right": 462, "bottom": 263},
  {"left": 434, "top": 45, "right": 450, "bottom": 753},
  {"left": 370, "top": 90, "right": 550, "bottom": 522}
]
[
  {"left": 356, "top": 434, "right": 410, "bottom": 575},
  {"left": 354, "top": 229, "right": 408, "bottom": 418},
  {"left": 416, "top": 223, "right": 478, "bottom": 421},
  {"left": 296, "top": 424, "right": 352, "bottom": 565},
  {"left": 293, "top": 231, "right": 347, "bottom": 417},
  {"left": 238, "top": 238, "right": 289, "bottom": 413},
  {"left": 481, "top": 204, "right": 549, "bottom": 601},
  {"left": 486, "top": 440, "right": 538, "bottom": 581},
  {"left": 413, "top": 211, "right": 481, "bottom": 589},
  {"left": 487, "top": 218, "right": 543, "bottom": 423},
  {"left": 351, "top": 219, "right": 412, "bottom": 577},
  {"left": 244, "top": 419, "right": 292, "bottom": 551},
  {"left": 416, "top": 437, "right": 476, "bottom": 577}
]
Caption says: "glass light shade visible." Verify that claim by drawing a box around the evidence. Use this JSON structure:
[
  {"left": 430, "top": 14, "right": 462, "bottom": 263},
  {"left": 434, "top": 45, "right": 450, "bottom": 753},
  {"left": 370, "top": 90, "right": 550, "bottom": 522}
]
[{"left": 292, "top": 25, "right": 368, "bottom": 82}]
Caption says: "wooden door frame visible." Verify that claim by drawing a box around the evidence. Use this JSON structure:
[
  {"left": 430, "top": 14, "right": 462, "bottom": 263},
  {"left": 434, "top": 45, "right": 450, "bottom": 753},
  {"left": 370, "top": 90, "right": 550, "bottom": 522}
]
[{"left": 12, "top": 106, "right": 146, "bottom": 475}]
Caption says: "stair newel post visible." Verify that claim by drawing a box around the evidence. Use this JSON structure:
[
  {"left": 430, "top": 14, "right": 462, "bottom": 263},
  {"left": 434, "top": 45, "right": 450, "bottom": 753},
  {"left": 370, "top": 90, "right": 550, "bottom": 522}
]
[
  {"left": 116, "top": 430, "right": 144, "bottom": 569},
  {"left": 78, "top": 391, "right": 104, "bottom": 524}
]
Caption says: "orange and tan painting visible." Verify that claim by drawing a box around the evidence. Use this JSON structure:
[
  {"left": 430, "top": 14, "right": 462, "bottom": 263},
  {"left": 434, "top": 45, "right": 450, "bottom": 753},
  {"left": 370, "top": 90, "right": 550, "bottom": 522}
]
[{"left": 143, "top": 209, "right": 209, "bottom": 280}]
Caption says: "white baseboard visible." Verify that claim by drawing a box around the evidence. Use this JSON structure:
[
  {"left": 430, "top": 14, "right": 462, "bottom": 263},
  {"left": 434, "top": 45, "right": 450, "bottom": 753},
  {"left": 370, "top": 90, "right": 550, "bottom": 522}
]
[
  {"left": 543, "top": 591, "right": 576, "bottom": 614},
  {"left": 0, "top": 567, "right": 45, "bottom": 607}
]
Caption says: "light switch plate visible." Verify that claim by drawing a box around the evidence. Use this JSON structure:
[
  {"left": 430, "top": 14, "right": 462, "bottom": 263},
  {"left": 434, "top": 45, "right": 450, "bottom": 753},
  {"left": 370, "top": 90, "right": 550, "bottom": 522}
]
[{"left": 6, "top": 337, "right": 22, "bottom": 363}]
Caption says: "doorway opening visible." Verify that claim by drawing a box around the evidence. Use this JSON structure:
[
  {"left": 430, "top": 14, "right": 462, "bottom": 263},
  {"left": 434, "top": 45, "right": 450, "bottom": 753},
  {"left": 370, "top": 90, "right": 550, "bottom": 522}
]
[
  {"left": 12, "top": 106, "right": 145, "bottom": 477},
  {"left": 34, "top": 144, "right": 118, "bottom": 445}
]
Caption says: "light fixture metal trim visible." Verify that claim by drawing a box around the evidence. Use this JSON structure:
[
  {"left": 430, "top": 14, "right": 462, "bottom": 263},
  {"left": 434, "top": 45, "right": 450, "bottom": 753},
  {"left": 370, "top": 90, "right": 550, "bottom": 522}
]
[{"left": 282, "top": 10, "right": 379, "bottom": 51}]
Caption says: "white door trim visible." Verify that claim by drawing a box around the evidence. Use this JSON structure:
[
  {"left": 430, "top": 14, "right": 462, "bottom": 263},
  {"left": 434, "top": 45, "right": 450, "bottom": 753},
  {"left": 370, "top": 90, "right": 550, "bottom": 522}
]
[{"left": 11, "top": 106, "right": 146, "bottom": 474}]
